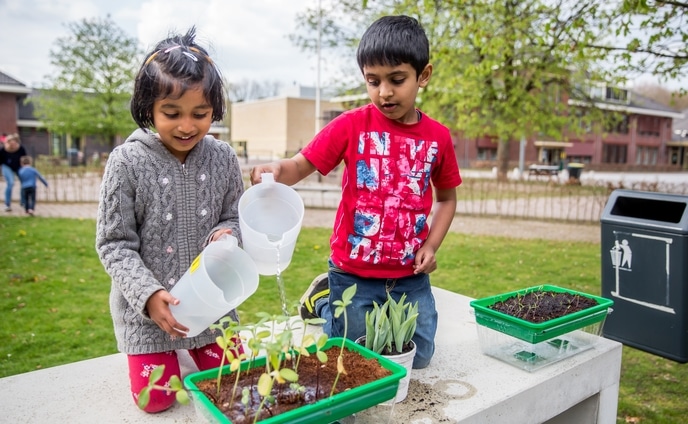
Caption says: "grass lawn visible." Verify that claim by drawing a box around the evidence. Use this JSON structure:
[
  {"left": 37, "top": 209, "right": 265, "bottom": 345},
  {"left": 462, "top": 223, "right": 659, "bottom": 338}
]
[{"left": 0, "top": 216, "right": 686, "bottom": 423}]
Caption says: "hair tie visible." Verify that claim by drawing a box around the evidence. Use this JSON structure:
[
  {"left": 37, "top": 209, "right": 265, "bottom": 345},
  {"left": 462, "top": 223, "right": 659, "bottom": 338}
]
[
  {"left": 144, "top": 51, "right": 159, "bottom": 65},
  {"left": 164, "top": 45, "right": 182, "bottom": 53},
  {"left": 182, "top": 51, "right": 198, "bottom": 62}
]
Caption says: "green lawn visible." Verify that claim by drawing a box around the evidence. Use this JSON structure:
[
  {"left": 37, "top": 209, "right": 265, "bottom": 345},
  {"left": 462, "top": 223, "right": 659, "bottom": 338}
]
[{"left": 0, "top": 216, "right": 686, "bottom": 423}]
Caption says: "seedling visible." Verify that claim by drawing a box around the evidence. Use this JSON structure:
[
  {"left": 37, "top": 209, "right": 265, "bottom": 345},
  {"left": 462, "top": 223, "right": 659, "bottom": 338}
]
[
  {"left": 364, "top": 292, "right": 419, "bottom": 355},
  {"left": 137, "top": 364, "right": 189, "bottom": 410},
  {"left": 329, "top": 283, "right": 357, "bottom": 397}
]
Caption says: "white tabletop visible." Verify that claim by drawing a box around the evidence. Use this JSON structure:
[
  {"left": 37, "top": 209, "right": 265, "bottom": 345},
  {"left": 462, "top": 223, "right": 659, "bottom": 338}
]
[{"left": 0, "top": 287, "right": 622, "bottom": 424}]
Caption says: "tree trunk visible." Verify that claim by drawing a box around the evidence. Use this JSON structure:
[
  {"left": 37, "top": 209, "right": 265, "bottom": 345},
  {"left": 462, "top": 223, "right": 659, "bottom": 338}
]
[{"left": 496, "top": 140, "right": 511, "bottom": 182}]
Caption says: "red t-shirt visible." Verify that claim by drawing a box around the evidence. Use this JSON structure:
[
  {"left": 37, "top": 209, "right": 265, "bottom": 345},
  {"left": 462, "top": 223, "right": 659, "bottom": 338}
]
[{"left": 301, "top": 104, "right": 462, "bottom": 278}]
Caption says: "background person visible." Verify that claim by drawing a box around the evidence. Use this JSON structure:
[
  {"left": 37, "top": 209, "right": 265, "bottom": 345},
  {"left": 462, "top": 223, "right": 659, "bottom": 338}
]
[
  {"left": 0, "top": 133, "right": 27, "bottom": 211},
  {"left": 95, "top": 27, "right": 244, "bottom": 413},
  {"left": 17, "top": 155, "right": 48, "bottom": 216}
]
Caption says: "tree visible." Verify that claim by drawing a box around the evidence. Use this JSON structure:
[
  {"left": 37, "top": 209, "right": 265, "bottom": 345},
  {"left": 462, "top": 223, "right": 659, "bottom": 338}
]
[
  {"left": 30, "top": 16, "right": 141, "bottom": 150},
  {"left": 293, "top": 1, "right": 622, "bottom": 180},
  {"left": 596, "top": 0, "right": 688, "bottom": 88}
]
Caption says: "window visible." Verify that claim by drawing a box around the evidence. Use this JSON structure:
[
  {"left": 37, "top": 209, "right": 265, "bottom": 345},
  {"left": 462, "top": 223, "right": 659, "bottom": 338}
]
[
  {"left": 635, "top": 146, "right": 658, "bottom": 166},
  {"left": 604, "top": 113, "right": 629, "bottom": 134},
  {"left": 477, "top": 148, "right": 497, "bottom": 161},
  {"left": 603, "top": 144, "right": 627, "bottom": 164},
  {"left": 637, "top": 116, "right": 661, "bottom": 137},
  {"left": 606, "top": 87, "right": 628, "bottom": 103}
]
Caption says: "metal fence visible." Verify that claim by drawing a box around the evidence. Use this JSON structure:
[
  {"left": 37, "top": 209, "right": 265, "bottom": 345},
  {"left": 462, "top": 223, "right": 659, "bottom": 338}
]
[{"left": 5, "top": 166, "right": 687, "bottom": 224}]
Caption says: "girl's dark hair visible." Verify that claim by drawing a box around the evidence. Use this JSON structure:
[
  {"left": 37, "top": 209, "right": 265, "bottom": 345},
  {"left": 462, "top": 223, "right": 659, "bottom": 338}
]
[
  {"left": 130, "top": 27, "right": 225, "bottom": 129},
  {"left": 356, "top": 15, "right": 429, "bottom": 79}
]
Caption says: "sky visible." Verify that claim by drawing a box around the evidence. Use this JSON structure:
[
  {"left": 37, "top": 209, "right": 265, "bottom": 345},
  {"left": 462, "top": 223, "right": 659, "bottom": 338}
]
[{"left": 0, "top": 0, "right": 324, "bottom": 89}]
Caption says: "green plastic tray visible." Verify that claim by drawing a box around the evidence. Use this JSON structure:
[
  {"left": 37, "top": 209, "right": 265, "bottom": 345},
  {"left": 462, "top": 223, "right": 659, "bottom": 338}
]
[
  {"left": 184, "top": 337, "right": 407, "bottom": 424},
  {"left": 470, "top": 285, "right": 614, "bottom": 344}
]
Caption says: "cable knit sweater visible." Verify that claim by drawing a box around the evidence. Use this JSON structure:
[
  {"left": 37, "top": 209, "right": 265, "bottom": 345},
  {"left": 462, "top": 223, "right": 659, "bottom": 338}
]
[{"left": 96, "top": 128, "right": 244, "bottom": 354}]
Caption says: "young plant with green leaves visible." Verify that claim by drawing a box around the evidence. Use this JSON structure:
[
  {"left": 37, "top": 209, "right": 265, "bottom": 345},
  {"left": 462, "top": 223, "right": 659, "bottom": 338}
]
[
  {"left": 137, "top": 364, "right": 189, "bottom": 410},
  {"left": 329, "top": 283, "right": 357, "bottom": 397},
  {"left": 364, "top": 292, "right": 419, "bottom": 356}
]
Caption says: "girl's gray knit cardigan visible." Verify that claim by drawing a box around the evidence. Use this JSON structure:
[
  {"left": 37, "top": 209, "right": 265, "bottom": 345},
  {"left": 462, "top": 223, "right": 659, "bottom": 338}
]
[{"left": 96, "top": 128, "right": 244, "bottom": 354}]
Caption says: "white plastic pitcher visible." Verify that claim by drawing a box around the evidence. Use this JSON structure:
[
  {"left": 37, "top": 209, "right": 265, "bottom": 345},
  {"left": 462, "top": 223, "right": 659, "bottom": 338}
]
[
  {"left": 169, "top": 235, "right": 259, "bottom": 337},
  {"left": 239, "top": 173, "right": 304, "bottom": 275}
]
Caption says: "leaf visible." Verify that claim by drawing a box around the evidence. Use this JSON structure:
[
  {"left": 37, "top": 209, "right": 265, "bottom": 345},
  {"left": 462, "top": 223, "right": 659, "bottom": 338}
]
[
  {"left": 280, "top": 368, "right": 299, "bottom": 382},
  {"left": 257, "top": 373, "right": 273, "bottom": 397},
  {"left": 316, "top": 333, "right": 328, "bottom": 349},
  {"left": 137, "top": 387, "right": 151, "bottom": 410},
  {"left": 175, "top": 390, "right": 190, "bottom": 405},
  {"left": 316, "top": 350, "right": 328, "bottom": 363},
  {"left": 230, "top": 358, "right": 241, "bottom": 372},
  {"left": 169, "top": 375, "right": 183, "bottom": 390},
  {"left": 216, "top": 336, "right": 227, "bottom": 350},
  {"left": 149, "top": 364, "right": 165, "bottom": 384}
]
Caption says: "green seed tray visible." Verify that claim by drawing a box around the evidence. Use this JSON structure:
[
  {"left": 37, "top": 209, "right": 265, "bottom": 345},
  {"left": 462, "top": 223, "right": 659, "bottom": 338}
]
[
  {"left": 184, "top": 337, "right": 406, "bottom": 424},
  {"left": 470, "top": 284, "right": 614, "bottom": 344}
]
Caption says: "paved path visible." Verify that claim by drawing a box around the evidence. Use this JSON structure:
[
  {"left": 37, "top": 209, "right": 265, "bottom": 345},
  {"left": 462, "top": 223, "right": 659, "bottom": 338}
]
[{"left": 2, "top": 201, "right": 601, "bottom": 243}]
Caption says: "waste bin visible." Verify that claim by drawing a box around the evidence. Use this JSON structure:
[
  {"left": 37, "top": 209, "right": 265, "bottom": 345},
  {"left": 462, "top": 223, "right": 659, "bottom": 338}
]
[
  {"left": 567, "top": 162, "right": 584, "bottom": 180},
  {"left": 601, "top": 189, "right": 688, "bottom": 363},
  {"left": 67, "top": 148, "right": 79, "bottom": 167}
]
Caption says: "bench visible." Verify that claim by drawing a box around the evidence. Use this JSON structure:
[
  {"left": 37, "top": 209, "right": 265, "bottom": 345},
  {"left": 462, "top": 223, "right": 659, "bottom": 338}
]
[{"left": 528, "top": 165, "right": 560, "bottom": 179}]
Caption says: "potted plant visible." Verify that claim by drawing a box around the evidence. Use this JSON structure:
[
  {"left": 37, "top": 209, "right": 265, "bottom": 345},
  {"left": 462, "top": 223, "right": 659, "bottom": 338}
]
[
  {"left": 470, "top": 284, "right": 614, "bottom": 371},
  {"left": 356, "top": 292, "right": 419, "bottom": 403},
  {"left": 139, "top": 284, "right": 408, "bottom": 423}
]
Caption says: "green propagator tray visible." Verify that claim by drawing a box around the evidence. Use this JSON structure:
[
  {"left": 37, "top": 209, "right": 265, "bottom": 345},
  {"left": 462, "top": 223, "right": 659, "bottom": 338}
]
[
  {"left": 184, "top": 337, "right": 406, "bottom": 424},
  {"left": 470, "top": 284, "right": 614, "bottom": 344}
]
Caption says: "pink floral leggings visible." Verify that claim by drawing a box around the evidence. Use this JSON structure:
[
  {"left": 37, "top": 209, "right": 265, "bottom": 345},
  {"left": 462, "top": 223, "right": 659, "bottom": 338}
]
[{"left": 129, "top": 341, "right": 243, "bottom": 413}]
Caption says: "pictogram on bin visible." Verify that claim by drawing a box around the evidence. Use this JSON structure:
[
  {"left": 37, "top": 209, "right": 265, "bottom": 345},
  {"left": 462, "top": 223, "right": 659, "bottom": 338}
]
[{"left": 601, "top": 189, "right": 688, "bottom": 363}]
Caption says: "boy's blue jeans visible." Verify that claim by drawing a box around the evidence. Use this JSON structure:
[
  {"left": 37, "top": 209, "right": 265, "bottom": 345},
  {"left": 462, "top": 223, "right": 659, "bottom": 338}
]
[
  {"left": 2, "top": 165, "right": 15, "bottom": 207},
  {"left": 315, "top": 261, "right": 438, "bottom": 369}
]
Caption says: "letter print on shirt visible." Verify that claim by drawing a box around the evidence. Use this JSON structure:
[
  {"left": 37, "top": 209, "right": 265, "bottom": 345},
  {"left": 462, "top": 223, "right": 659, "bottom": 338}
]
[{"left": 349, "top": 131, "right": 438, "bottom": 267}]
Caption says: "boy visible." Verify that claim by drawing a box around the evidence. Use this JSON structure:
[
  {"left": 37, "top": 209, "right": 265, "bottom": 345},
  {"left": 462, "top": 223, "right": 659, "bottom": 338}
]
[
  {"left": 250, "top": 15, "right": 461, "bottom": 369},
  {"left": 18, "top": 155, "right": 48, "bottom": 216}
]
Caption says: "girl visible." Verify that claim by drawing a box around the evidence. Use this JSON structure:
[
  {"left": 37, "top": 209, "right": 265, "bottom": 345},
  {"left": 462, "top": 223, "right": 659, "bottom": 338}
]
[{"left": 96, "top": 27, "right": 244, "bottom": 413}]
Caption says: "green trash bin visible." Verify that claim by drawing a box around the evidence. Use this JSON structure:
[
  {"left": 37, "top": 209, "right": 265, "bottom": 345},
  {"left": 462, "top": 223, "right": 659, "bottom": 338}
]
[
  {"left": 601, "top": 189, "right": 688, "bottom": 363},
  {"left": 567, "top": 162, "right": 584, "bottom": 179}
]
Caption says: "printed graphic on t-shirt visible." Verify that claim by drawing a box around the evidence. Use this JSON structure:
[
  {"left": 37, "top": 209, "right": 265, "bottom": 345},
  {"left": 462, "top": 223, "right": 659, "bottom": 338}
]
[{"left": 348, "top": 131, "right": 437, "bottom": 266}]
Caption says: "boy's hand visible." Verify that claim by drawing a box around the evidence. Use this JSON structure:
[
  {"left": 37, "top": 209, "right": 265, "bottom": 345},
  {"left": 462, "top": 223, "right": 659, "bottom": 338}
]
[
  {"left": 413, "top": 245, "right": 437, "bottom": 274},
  {"left": 250, "top": 163, "right": 281, "bottom": 185},
  {"left": 146, "top": 289, "right": 190, "bottom": 338}
]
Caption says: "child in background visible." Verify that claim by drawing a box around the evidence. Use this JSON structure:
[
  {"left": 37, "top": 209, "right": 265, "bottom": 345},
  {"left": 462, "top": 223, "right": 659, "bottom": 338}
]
[
  {"left": 96, "top": 27, "right": 244, "bottom": 413},
  {"left": 17, "top": 156, "right": 48, "bottom": 216},
  {"left": 250, "top": 15, "right": 461, "bottom": 369}
]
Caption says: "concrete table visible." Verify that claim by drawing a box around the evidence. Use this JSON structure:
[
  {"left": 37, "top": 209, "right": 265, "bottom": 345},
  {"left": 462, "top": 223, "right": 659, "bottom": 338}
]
[{"left": 0, "top": 287, "right": 622, "bottom": 423}]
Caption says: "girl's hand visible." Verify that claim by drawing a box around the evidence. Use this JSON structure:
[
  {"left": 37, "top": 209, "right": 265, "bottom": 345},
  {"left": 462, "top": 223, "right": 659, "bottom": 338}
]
[
  {"left": 210, "top": 228, "right": 233, "bottom": 242},
  {"left": 146, "top": 289, "right": 190, "bottom": 338}
]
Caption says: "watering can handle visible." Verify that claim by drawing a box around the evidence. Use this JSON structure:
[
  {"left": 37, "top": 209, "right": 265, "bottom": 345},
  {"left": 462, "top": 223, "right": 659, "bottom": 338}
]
[
  {"left": 216, "top": 234, "right": 239, "bottom": 247},
  {"left": 261, "top": 173, "right": 275, "bottom": 183}
]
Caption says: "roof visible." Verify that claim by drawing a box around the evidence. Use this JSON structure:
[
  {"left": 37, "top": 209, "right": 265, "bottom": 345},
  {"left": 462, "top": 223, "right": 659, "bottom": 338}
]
[
  {"left": 0, "top": 70, "right": 32, "bottom": 94},
  {"left": 569, "top": 88, "right": 684, "bottom": 119}
]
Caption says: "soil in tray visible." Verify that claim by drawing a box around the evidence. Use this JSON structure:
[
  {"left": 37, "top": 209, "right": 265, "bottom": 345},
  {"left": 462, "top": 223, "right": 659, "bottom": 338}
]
[
  {"left": 488, "top": 290, "right": 598, "bottom": 323},
  {"left": 194, "top": 346, "right": 392, "bottom": 423}
]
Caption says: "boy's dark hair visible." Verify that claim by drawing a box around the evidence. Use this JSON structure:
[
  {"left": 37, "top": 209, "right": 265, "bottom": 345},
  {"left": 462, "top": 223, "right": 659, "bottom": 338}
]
[
  {"left": 130, "top": 27, "right": 225, "bottom": 129},
  {"left": 356, "top": 15, "right": 429, "bottom": 78},
  {"left": 20, "top": 155, "right": 32, "bottom": 166}
]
